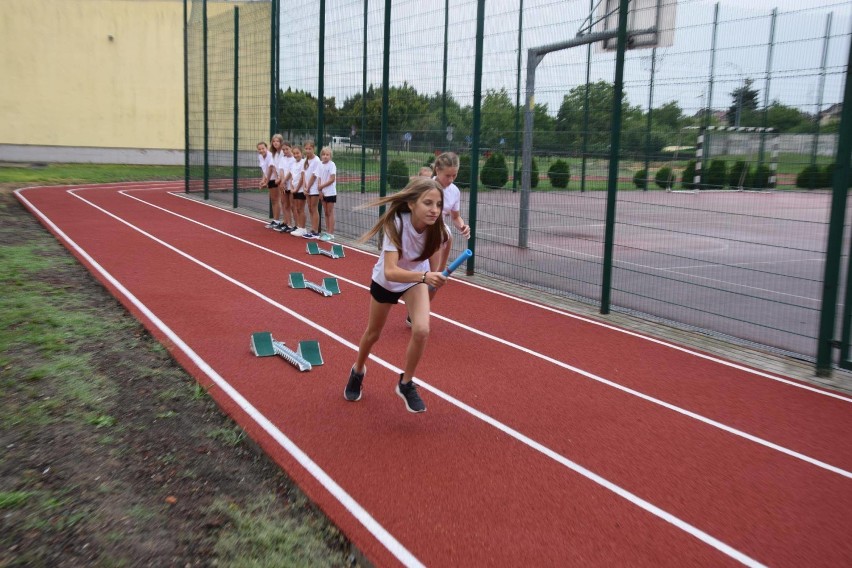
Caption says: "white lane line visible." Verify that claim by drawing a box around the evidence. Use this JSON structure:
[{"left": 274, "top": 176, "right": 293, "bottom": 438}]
[
  {"left": 664, "top": 257, "right": 824, "bottom": 271},
  {"left": 15, "top": 186, "right": 425, "bottom": 568},
  {"left": 115, "top": 188, "right": 852, "bottom": 481},
  {"left": 53, "top": 186, "right": 767, "bottom": 568},
  {"left": 165, "top": 188, "right": 852, "bottom": 403}
]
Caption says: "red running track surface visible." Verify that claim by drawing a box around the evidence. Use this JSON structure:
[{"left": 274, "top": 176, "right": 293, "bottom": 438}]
[{"left": 16, "top": 182, "right": 852, "bottom": 567}]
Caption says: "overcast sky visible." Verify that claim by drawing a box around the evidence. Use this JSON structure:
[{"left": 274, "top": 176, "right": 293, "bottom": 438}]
[{"left": 277, "top": 0, "right": 851, "bottom": 116}]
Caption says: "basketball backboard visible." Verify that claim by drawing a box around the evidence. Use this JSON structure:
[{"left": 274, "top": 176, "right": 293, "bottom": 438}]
[{"left": 596, "top": 0, "right": 677, "bottom": 51}]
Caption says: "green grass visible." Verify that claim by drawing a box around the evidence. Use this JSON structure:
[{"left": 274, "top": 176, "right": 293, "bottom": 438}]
[
  {"left": 2, "top": 177, "right": 351, "bottom": 565},
  {"left": 211, "top": 496, "right": 347, "bottom": 568},
  {"left": 208, "top": 425, "right": 247, "bottom": 447},
  {"left": 0, "top": 240, "right": 128, "bottom": 430},
  {"left": 0, "top": 163, "right": 184, "bottom": 185},
  {"left": 0, "top": 491, "right": 33, "bottom": 509}
]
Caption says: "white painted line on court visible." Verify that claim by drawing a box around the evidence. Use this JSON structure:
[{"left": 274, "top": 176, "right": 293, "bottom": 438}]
[
  {"left": 44, "top": 186, "right": 768, "bottom": 568},
  {"left": 665, "top": 257, "right": 824, "bottom": 271},
  {"left": 159, "top": 186, "right": 851, "bottom": 404},
  {"left": 112, "top": 187, "right": 852, "bottom": 480}
]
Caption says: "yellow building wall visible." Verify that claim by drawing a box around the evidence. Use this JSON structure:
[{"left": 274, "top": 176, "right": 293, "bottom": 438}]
[{"left": 0, "top": 0, "right": 184, "bottom": 150}]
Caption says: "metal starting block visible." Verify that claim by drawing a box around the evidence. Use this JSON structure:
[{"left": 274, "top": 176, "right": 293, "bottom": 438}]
[
  {"left": 250, "top": 332, "right": 323, "bottom": 372},
  {"left": 306, "top": 241, "right": 345, "bottom": 259},
  {"left": 288, "top": 272, "right": 340, "bottom": 296}
]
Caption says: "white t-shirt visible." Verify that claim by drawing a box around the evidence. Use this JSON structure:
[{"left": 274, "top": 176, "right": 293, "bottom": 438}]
[
  {"left": 258, "top": 152, "right": 272, "bottom": 177},
  {"left": 278, "top": 154, "right": 295, "bottom": 190},
  {"left": 371, "top": 213, "right": 430, "bottom": 293},
  {"left": 268, "top": 151, "right": 283, "bottom": 180},
  {"left": 318, "top": 160, "right": 337, "bottom": 197},
  {"left": 441, "top": 181, "right": 461, "bottom": 228},
  {"left": 303, "top": 155, "right": 322, "bottom": 195},
  {"left": 289, "top": 158, "right": 305, "bottom": 192}
]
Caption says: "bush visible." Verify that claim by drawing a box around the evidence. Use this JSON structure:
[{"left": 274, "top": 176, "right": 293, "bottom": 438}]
[
  {"left": 728, "top": 161, "right": 752, "bottom": 189},
  {"left": 481, "top": 152, "right": 509, "bottom": 189},
  {"left": 387, "top": 159, "right": 409, "bottom": 190},
  {"left": 548, "top": 160, "right": 570, "bottom": 189},
  {"left": 796, "top": 165, "right": 820, "bottom": 188},
  {"left": 681, "top": 160, "right": 696, "bottom": 189},
  {"left": 704, "top": 160, "right": 727, "bottom": 190},
  {"left": 633, "top": 169, "right": 648, "bottom": 189},
  {"left": 752, "top": 164, "right": 771, "bottom": 189},
  {"left": 655, "top": 167, "right": 675, "bottom": 190},
  {"left": 821, "top": 163, "right": 850, "bottom": 188},
  {"left": 456, "top": 154, "right": 472, "bottom": 189},
  {"left": 514, "top": 157, "right": 540, "bottom": 189}
]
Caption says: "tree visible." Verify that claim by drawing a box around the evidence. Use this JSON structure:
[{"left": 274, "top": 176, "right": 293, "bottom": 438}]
[
  {"left": 726, "top": 79, "right": 759, "bottom": 127},
  {"left": 653, "top": 101, "right": 684, "bottom": 131},
  {"left": 277, "top": 88, "right": 318, "bottom": 137},
  {"left": 556, "top": 81, "right": 639, "bottom": 154},
  {"left": 766, "top": 101, "right": 813, "bottom": 133},
  {"left": 480, "top": 89, "right": 515, "bottom": 151}
]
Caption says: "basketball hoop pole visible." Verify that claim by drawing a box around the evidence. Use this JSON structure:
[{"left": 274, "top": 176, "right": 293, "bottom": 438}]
[{"left": 518, "top": 26, "right": 654, "bottom": 248}]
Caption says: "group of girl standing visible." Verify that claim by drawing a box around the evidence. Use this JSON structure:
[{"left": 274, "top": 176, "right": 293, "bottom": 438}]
[{"left": 257, "top": 135, "right": 337, "bottom": 241}]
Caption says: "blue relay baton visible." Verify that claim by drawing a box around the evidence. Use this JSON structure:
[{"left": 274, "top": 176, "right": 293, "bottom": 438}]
[{"left": 442, "top": 249, "right": 473, "bottom": 277}]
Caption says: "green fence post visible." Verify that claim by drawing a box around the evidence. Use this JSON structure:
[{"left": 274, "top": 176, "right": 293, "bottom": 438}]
[
  {"left": 268, "top": 0, "right": 278, "bottom": 219},
  {"left": 643, "top": 47, "right": 656, "bottom": 192},
  {"left": 360, "top": 0, "right": 367, "bottom": 194},
  {"left": 810, "top": 13, "right": 832, "bottom": 188},
  {"left": 379, "top": 0, "right": 391, "bottom": 215},
  {"left": 442, "top": 0, "right": 449, "bottom": 152},
  {"left": 511, "top": 0, "right": 523, "bottom": 193},
  {"left": 466, "top": 0, "right": 485, "bottom": 275},
  {"left": 270, "top": 0, "right": 277, "bottom": 137},
  {"left": 703, "top": 2, "right": 719, "bottom": 163},
  {"left": 581, "top": 0, "right": 592, "bottom": 194},
  {"left": 232, "top": 6, "right": 239, "bottom": 209},
  {"left": 317, "top": 0, "right": 325, "bottom": 148},
  {"left": 599, "top": 0, "right": 629, "bottom": 315},
  {"left": 816, "top": 36, "right": 852, "bottom": 374},
  {"left": 759, "top": 9, "right": 777, "bottom": 166},
  {"left": 316, "top": 0, "right": 326, "bottom": 232},
  {"left": 203, "top": 0, "right": 209, "bottom": 200},
  {"left": 183, "top": 0, "right": 189, "bottom": 193}
]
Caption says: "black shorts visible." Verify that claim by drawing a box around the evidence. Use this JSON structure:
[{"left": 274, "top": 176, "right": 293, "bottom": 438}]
[
  {"left": 370, "top": 280, "right": 418, "bottom": 305},
  {"left": 268, "top": 179, "right": 278, "bottom": 188},
  {"left": 292, "top": 192, "right": 306, "bottom": 201},
  {"left": 323, "top": 195, "right": 337, "bottom": 203}
]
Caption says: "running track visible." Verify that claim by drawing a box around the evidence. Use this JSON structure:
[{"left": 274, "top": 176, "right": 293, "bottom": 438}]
[{"left": 16, "top": 182, "right": 852, "bottom": 567}]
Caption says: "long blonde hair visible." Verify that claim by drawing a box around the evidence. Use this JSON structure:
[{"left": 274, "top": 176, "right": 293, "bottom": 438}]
[{"left": 360, "top": 177, "right": 448, "bottom": 262}]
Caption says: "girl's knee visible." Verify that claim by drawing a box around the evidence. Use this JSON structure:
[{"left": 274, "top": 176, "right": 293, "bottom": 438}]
[{"left": 410, "top": 324, "right": 430, "bottom": 342}]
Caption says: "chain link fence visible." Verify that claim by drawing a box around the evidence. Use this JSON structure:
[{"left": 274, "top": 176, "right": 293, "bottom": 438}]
[{"left": 187, "top": 0, "right": 852, "bottom": 364}]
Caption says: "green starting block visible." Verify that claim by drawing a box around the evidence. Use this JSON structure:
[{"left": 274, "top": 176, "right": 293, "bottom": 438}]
[
  {"left": 288, "top": 272, "right": 340, "bottom": 296},
  {"left": 306, "top": 241, "right": 345, "bottom": 259},
  {"left": 250, "top": 332, "right": 323, "bottom": 371}
]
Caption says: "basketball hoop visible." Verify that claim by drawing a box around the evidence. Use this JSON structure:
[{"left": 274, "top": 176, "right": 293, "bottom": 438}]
[{"left": 596, "top": 0, "right": 677, "bottom": 52}]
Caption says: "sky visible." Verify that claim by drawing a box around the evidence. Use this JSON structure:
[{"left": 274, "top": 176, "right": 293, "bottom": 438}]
[{"left": 277, "top": 0, "right": 852, "bottom": 117}]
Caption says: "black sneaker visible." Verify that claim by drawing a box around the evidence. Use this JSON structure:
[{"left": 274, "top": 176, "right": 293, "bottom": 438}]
[
  {"left": 344, "top": 367, "right": 365, "bottom": 401},
  {"left": 274, "top": 223, "right": 290, "bottom": 233},
  {"left": 396, "top": 374, "right": 426, "bottom": 413},
  {"left": 265, "top": 220, "right": 279, "bottom": 229}
]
